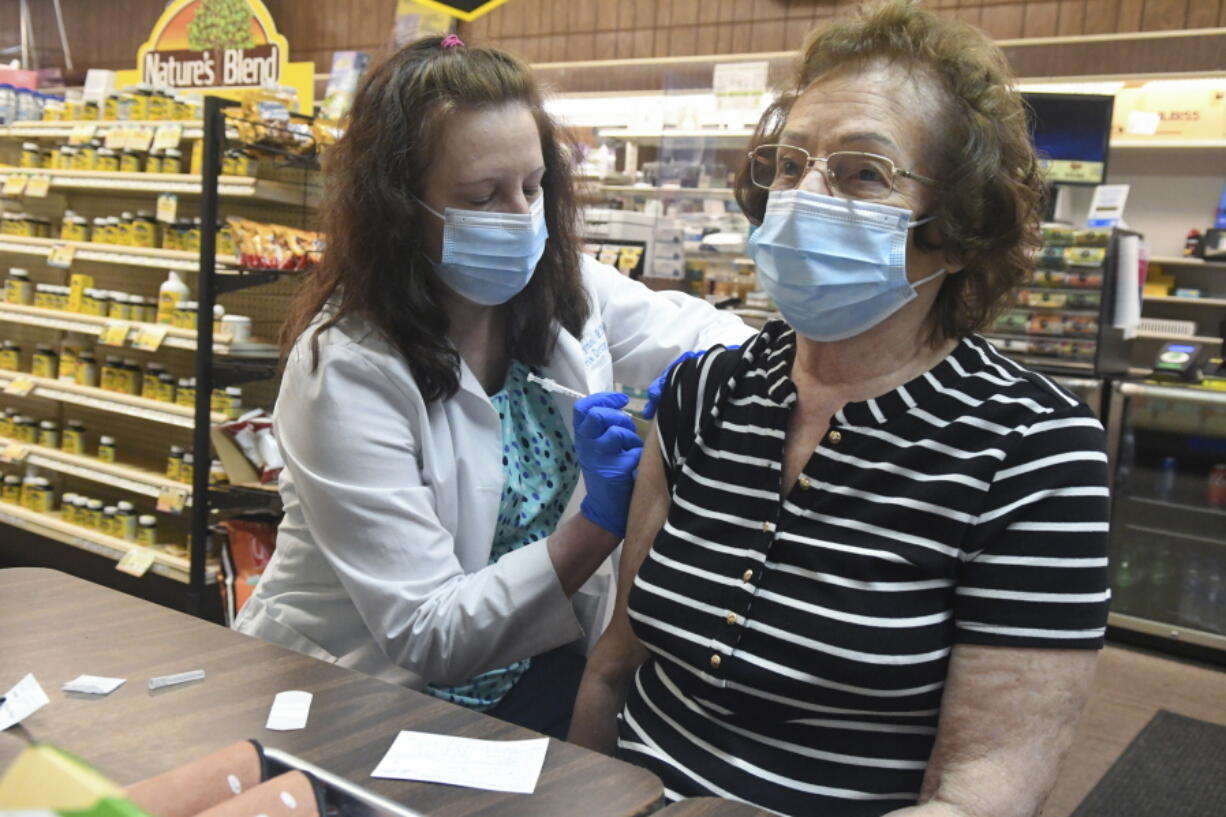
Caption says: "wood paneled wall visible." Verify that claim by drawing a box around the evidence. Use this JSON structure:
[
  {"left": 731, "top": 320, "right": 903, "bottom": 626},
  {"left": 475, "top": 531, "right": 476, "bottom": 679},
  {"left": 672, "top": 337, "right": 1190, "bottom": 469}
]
[
  {"left": 461, "top": 0, "right": 1226, "bottom": 65},
  {"left": 0, "top": 0, "right": 1223, "bottom": 81}
]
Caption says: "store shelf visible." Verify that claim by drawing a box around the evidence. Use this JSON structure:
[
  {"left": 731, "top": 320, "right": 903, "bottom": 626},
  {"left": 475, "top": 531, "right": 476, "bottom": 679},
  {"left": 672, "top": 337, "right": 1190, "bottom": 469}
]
[
  {"left": 0, "top": 302, "right": 276, "bottom": 357},
  {"left": 0, "top": 435, "right": 189, "bottom": 501},
  {"left": 0, "top": 501, "right": 212, "bottom": 584},
  {"left": 0, "top": 169, "right": 315, "bottom": 206},
  {"left": 1149, "top": 255, "right": 1226, "bottom": 271},
  {"left": 1128, "top": 495, "right": 1226, "bottom": 520},
  {"left": 0, "top": 234, "right": 238, "bottom": 272},
  {"left": 1111, "top": 139, "right": 1226, "bottom": 150},
  {"left": 0, "top": 370, "right": 226, "bottom": 427},
  {"left": 1144, "top": 295, "right": 1226, "bottom": 307},
  {"left": 1135, "top": 330, "right": 1221, "bottom": 344},
  {"left": 596, "top": 185, "right": 738, "bottom": 199},
  {"left": 597, "top": 127, "right": 755, "bottom": 144},
  {"left": 1108, "top": 611, "right": 1226, "bottom": 651},
  {"left": 1119, "top": 381, "right": 1226, "bottom": 406},
  {"left": 0, "top": 120, "right": 204, "bottom": 140},
  {"left": 984, "top": 329, "right": 1099, "bottom": 341}
]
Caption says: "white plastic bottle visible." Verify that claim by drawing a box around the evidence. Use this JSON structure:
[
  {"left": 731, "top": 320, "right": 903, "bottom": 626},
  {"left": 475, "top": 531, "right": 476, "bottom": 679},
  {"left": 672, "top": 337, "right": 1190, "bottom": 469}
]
[{"left": 157, "top": 270, "right": 190, "bottom": 325}]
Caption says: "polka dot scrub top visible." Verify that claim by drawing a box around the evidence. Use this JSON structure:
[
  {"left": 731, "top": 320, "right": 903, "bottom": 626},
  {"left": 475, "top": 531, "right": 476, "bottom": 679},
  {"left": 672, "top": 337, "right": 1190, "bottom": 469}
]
[{"left": 423, "top": 360, "right": 580, "bottom": 711}]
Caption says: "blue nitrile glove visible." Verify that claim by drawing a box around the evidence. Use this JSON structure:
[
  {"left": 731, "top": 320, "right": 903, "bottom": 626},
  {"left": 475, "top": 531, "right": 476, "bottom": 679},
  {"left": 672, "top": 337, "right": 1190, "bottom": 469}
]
[
  {"left": 574, "top": 392, "right": 644, "bottom": 539},
  {"left": 641, "top": 345, "right": 740, "bottom": 420}
]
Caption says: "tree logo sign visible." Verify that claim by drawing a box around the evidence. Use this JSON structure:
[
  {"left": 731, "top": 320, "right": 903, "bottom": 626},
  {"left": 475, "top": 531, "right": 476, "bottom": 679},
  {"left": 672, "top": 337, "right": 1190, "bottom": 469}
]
[{"left": 117, "top": 0, "right": 315, "bottom": 111}]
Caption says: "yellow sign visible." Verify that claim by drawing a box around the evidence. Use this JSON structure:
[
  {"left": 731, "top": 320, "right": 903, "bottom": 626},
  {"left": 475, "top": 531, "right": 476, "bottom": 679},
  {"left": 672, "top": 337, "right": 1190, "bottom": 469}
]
[
  {"left": 105, "top": 127, "right": 129, "bottom": 150},
  {"left": 409, "top": 0, "right": 509, "bottom": 22},
  {"left": 126, "top": 127, "right": 156, "bottom": 153},
  {"left": 132, "top": 324, "right": 170, "bottom": 352},
  {"left": 392, "top": 0, "right": 454, "bottom": 46},
  {"left": 99, "top": 322, "right": 132, "bottom": 347},
  {"left": 47, "top": 244, "right": 76, "bottom": 270},
  {"left": 4, "top": 377, "right": 36, "bottom": 397},
  {"left": 153, "top": 124, "right": 184, "bottom": 152},
  {"left": 115, "top": 0, "right": 314, "bottom": 113},
  {"left": 24, "top": 176, "right": 50, "bottom": 198},
  {"left": 68, "top": 125, "right": 97, "bottom": 146},
  {"left": 2, "top": 175, "right": 28, "bottom": 197},
  {"left": 116, "top": 546, "right": 158, "bottom": 576},
  {"left": 157, "top": 193, "right": 178, "bottom": 224},
  {"left": 0, "top": 442, "right": 29, "bottom": 464},
  {"left": 157, "top": 486, "right": 189, "bottom": 515}
]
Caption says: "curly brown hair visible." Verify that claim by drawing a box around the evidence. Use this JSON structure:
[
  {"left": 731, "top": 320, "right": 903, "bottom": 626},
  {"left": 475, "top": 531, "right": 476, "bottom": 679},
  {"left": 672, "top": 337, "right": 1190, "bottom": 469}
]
[
  {"left": 281, "top": 37, "right": 590, "bottom": 401},
  {"left": 734, "top": 0, "right": 1046, "bottom": 345}
]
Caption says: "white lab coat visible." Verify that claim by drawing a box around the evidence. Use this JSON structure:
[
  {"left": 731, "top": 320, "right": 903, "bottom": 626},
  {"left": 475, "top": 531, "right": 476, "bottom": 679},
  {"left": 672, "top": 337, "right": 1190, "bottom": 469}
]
[{"left": 234, "top": 255, "right": 753, "bottom": 689}]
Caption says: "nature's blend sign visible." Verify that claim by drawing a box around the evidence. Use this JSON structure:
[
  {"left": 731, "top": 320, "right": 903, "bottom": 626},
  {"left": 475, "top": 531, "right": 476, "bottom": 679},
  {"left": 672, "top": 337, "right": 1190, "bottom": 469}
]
[{"left": 115, "top": 0, "right": 314, "bottom": 112}]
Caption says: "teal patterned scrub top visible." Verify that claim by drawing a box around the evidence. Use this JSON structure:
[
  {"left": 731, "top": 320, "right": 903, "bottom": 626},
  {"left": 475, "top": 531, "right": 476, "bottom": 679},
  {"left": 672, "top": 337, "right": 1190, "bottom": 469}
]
[{"left": 423, "top": 360, "right": 580, "bottom": 711}]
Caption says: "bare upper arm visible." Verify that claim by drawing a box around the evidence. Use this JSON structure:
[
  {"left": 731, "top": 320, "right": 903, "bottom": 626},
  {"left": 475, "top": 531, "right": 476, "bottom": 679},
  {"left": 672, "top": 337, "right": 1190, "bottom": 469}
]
[{"left": 905, "top": 644, "right": 1099, "bottom": 817}]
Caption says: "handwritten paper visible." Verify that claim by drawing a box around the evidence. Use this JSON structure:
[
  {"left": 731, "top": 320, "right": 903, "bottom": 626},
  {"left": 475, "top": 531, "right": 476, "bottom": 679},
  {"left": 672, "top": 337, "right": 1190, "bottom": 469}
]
[
  {"left": 265, "top": 690, "right": 312, "bottom": 731},
  {"left": 371, "top": 731, "right": 549, "bottom": 794},
  {"left": 0, "top": 674, "right": 49, "bottom": 731}
]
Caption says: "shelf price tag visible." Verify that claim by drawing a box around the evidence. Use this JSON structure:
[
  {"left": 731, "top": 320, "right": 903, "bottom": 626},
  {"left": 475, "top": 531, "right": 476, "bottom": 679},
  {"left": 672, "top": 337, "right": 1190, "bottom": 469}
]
[
  {"left": 3, "top": 377, "right": 35, "bottom": 397},
  {"left": 2, "top": 175, "right": 28, "bottom": 197},
  {"left": 157, "top": 486, "right": 188, "bottom": 515},
  {"left": 67, "top": 124, "right": 97, "bottom": 146},
  {"left": 23, "top": 175, "right": 50, "bottom": 198},
  {"left": 0, "top": 442, "right": 28, "bottom": 464},
  {"left": 127, "top": 127, "right": 155, "bottom": 153},
  {"left": 131, "top": 324, "right": 169, "bottom": 352},
  {"left": 156, "top": 193, "right": 178, "bottom": 224},
  {"left": 115, "top": 546, "right": 157, "bottom": 577},
  {"left": 104, "top": 127, "right": 129, "bottom": 150},
  {"left": 152, "top": 124, "right": 183, "bottom": 152},
  {"left": 47, "top": 244, "right": 76, "bottom": 269},
  {"left": 99, "top": 321, "right": 131, "bottom": 347}
]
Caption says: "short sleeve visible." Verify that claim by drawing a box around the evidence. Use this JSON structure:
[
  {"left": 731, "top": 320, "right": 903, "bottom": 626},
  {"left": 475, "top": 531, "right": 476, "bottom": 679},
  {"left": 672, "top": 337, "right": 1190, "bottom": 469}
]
[
  {"left": 655, "top": 345, "right": 743, "bottom": 493},
  {"left": 954, "top": 402, "right": 1111, "bottom": 649}
]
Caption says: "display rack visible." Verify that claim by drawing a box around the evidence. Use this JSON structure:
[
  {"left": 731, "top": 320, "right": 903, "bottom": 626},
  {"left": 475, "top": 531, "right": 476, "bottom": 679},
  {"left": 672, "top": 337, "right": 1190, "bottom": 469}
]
[
  {"left": 0, "top": 99, "right": 300, "bottom": 617},
  {"left": 983, "top": 227, "right": 1134, "bottom": 378}
]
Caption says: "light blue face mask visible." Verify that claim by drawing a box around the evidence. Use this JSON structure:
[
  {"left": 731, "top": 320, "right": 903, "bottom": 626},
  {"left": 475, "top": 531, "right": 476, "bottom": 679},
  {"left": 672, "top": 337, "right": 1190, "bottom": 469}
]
[
  {"left": 748, "top": 189, "right": 945, "bottom": 342},
  {"left": 417, "top": 195, "right": 548, "bottom": 306}
]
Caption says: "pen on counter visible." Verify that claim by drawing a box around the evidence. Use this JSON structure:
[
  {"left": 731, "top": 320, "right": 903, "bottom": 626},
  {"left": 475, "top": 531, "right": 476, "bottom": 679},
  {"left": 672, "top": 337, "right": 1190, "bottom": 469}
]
[{"left": 148, "top": 669, "right": 205, "bottom": 690}]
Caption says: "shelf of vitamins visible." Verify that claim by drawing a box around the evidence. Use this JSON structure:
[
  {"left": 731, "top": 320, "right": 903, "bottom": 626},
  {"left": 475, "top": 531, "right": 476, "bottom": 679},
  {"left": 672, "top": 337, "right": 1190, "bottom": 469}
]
[
  {"left": 0, "top": 360, "right": 227, "bottom": 428},
  {"left": 984, "top": 226, "right": 1116, "bottom": 367},
  {"left": 1, "top": 81, "right": 203, "bottom": 124},
  {"left": 0, "top": 423, "right": 189, "bottom": 499},
  {"left": 0, "top": 167, "right": 315, "bottom": 206},
  {"left": 0, "top": 490, "right": 210, "bottom": 586},
  {"left": 12, "top": 132, "right": 259, "bottom": 177},
  {"left": 2, "top": 267, "right": 263, "bottom": 355},
  {"left": 2, "top": 206, "right": 236, "bottom": 255},
  {"left": 1, "top": 411, "right": 229, "bottom": 495},
  {"left": 0, "top": 335, "right": 240, "bottom": 417}
]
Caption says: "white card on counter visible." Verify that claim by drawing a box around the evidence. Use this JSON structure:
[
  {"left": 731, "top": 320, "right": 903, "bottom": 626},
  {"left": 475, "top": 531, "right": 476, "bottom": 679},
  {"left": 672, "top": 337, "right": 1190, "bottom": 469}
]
[
  {"left": 265, "top": 690, "right": 312, "bottom": 731},
  {"left": 0, "top": 674, "right": 50, "bottom": 731},
  {"left": 371, "top": 731, "right": 549, "bottom": 794},
  {"left": 62, "top": 675, "right": 126, "bottom": 695}
]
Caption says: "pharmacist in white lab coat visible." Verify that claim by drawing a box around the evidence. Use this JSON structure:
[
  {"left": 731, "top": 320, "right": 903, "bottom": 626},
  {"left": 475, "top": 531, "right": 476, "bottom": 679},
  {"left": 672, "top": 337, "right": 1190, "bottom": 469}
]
[{"left": 234, "top": 36, "right": 752, "bottom": 738}]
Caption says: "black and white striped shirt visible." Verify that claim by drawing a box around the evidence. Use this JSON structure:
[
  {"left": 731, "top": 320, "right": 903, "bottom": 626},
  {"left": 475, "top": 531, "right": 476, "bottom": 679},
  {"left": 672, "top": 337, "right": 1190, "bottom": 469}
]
[{"left": 617, "top": 320, "right": 1111, "bottom": 817}]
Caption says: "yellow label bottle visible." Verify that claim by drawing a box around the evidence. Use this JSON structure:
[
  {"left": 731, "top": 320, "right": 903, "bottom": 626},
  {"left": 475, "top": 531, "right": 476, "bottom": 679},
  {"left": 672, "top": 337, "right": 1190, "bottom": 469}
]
[
  {"left": 62, "top": 421, "right": 86, "bottom": 454},
  {"left": 97, "top": 435, "right": 116, "bottom": 463},
  {"left": 137, "top": 515, "right": 157, "bottom": 546}
]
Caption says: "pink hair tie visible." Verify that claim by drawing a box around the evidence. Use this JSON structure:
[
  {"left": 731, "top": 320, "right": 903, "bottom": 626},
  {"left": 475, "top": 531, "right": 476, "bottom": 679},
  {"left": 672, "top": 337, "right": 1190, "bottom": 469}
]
[{"left": 440, "top": 34, "right": 465, "bottom": 50}]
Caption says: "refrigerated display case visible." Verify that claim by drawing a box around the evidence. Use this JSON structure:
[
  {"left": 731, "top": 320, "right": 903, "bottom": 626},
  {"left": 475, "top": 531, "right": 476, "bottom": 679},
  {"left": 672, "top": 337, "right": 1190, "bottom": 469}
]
[{"left": 1107, "top": 381, "right": 1226, "bottom": 658}]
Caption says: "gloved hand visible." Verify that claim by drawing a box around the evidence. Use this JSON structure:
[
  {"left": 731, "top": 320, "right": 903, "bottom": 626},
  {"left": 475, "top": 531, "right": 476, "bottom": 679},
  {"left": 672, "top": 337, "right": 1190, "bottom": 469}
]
[
  {"left": 641, "top": 345, "right": 739, "bottom": 420},
  {"left": 574, "top": 392, "right": 644, "bottom": 539}
]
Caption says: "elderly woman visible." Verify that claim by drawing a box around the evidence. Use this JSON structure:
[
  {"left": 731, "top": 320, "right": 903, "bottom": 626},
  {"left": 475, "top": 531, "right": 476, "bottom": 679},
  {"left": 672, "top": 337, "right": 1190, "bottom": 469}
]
[{"left": 568, "top": 2, "right": 1110, "bottom": 816}]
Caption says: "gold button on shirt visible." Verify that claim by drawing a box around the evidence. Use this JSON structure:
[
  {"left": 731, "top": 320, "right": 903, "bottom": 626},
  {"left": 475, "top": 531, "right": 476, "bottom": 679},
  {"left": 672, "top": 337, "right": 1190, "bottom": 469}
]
[
  {"left": 710, "top": 654, "right": 722, "bottom": 669},
  {"left": 741, "top": 568, "right": 754, "bottom": 582},
  {"left": 725, "top": 611, "right": 738, "bottom": 625},
  {"left": 827, "top": 429, "right": 842, "bottom": 444}
]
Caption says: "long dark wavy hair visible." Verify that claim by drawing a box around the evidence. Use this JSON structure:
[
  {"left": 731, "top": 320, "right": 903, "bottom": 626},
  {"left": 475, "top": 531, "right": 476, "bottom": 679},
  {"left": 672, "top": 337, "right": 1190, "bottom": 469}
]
[{"left": 281, "top": 37, "right": 590, "bottom": 402}]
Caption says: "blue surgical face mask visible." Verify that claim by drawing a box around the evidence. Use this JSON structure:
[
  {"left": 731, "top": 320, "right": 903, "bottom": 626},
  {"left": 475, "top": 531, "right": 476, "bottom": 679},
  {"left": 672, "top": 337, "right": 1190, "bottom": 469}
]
[
  {"left": 417, "top": 195, "right": 548, "bottom": 306},
  {"left": 748, "top": 189, "right": 945, "bottom": 341}
]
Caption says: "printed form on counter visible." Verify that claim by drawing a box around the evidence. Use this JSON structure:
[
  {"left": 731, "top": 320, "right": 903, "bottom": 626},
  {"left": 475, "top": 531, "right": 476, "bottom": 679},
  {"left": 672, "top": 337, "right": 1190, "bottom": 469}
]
[
  {"left": 0, "top": 673, "right": 49, "bottom": 731},
  {"left": 371, "top": 731, "right": 550, "bottom": 794}
]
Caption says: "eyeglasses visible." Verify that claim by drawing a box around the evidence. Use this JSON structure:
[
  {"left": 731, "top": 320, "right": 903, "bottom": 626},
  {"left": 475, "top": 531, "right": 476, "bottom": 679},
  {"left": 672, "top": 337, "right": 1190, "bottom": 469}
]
[{"left": 747, "top": 144, "right": 937, "bottom": 200}]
